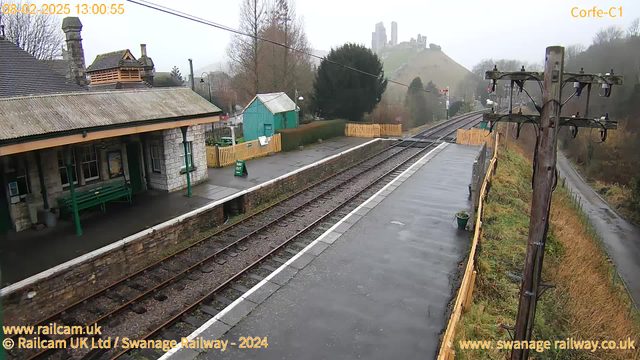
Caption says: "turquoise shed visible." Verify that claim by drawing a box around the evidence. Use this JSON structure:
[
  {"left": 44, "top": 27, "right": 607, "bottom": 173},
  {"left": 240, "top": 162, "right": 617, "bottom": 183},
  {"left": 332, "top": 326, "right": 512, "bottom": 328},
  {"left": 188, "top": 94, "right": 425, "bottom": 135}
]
[{"left": 242, "top": 92, "right": 298, "bottom": 141}]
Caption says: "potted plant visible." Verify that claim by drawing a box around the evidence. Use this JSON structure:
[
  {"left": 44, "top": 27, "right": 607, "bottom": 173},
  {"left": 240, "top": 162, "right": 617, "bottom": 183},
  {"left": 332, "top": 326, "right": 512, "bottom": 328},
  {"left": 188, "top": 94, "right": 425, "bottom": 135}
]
[{"left": 456, "top": 210, "right": 470, "bottom": 230}]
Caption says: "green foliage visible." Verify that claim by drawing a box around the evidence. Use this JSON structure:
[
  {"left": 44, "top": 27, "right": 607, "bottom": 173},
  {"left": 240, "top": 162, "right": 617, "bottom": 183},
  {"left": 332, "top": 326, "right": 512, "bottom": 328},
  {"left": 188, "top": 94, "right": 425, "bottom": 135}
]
[
  {"left": 312, "top": 43, "right": 387, "bottom": 121},
  {"left": 382, "top": 49, "right": 413, "bottom": 75},
  {"left": 456, "top": 149, "right": 572, "bottom": 359},
  {"left": 461, "top": 100, "right": 475, "bottom": 114},
  {"left": 154, "top": 70, "right": 184, "bottom": 87},
  {"left": 449, "top": 100, "right": 464, "bottom": 116},
  {"left": 404, "top": 77, "right": 429, "bottom": 127},
  {"left": 278, "top": 120, "right": 346, "bottom": 151},
  {"left": 170, "top": 66, "right": 183, "bottom": 83}
]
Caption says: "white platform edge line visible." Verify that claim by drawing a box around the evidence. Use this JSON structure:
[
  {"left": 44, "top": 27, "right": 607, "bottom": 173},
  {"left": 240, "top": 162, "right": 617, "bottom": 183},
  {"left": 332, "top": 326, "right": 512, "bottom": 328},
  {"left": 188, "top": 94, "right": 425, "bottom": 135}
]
[
  {"left": 1, "top": 139, "right": 384, "bottom": 297},
  {"left": 159, "top": 141, "right": 449, "bottom": 359}
]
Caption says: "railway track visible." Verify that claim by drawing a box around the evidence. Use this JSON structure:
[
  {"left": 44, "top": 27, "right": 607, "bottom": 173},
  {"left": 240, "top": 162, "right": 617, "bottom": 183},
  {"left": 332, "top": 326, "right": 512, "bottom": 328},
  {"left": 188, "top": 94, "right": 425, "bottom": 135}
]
[{"left": 9, "top": 112, "right": 483, "bottom": 360}]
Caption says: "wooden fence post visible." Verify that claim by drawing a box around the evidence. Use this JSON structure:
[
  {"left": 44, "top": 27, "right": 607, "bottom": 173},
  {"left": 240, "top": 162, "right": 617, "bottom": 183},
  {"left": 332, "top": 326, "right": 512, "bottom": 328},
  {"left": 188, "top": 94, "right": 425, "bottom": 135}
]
[
  {"left": 214, "top": 145, "right": 220, "bottom": 168},
  {"left": 463, "top": 270, "right": 477, "bottom": 311}
]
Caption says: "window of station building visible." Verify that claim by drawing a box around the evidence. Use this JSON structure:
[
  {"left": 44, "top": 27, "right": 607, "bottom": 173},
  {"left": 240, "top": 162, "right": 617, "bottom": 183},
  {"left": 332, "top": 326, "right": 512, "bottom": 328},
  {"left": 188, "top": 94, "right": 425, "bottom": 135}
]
[
  {"left": 4, "top": 155, "right": 31, "bottom": 202},
  {"left": 179, "top": 142, "right": 194, "bottom": 171},
  {"left": 150, "top": 145, "right": 162, "bottom": 173},
  {"left": 81, "top": 145, "right": 100, "bottom": 181},
  {"left": 58, "top": 149, "right": 78, "bottom": 187}
]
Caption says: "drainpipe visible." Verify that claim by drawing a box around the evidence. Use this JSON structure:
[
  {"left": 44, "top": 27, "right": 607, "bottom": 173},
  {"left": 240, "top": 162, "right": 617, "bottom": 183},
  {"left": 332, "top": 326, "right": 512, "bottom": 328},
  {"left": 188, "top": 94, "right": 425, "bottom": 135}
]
[
  {"left": 180, "top": 126, "right": 192, "bottom": 197},
  {"left": 65, "top": 146, "right": 82, "bottom": 235},
  {"left": 188, "top": 59, "right": 195, "bottom": 91},
  {"left": 35, "top": 150, "right": 49, "bottom": 210},
  {"left": 141, "top": 135, "right": 151, "bottom": 190}
]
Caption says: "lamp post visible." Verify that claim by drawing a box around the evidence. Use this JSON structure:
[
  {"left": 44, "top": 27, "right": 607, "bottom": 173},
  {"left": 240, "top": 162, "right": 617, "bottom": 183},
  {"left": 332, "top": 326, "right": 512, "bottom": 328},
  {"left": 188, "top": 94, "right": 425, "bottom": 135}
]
[
  {"left": 200, "top": 72, "right": 212, "bottom": 103},
  {"left": 295, "top": 89, "right": 303, "bottom": 126}
]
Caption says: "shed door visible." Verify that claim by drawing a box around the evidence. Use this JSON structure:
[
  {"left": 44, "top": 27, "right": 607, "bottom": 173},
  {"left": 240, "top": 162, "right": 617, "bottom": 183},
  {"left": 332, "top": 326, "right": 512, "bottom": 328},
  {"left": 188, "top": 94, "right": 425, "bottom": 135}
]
[{"left": 264, "top": 123, "right": 273, "bottom": 137}]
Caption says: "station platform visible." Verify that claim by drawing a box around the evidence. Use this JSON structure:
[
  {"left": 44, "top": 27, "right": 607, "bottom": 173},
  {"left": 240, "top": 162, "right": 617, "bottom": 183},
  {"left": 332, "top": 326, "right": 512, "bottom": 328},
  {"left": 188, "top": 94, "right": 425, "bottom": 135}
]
[
  {"left": 0, "top": 137, "right": 372, "bottom": 285},
  {"left": 165, "top": 143, "right": 480, "bottom": 360}
]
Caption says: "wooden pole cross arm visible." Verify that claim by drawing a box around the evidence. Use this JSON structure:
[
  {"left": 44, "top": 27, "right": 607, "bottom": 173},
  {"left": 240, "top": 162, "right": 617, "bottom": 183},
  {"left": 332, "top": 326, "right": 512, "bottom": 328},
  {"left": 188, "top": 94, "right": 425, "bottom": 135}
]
[
  {"left": 563, "top": 72, "right": 624, "bottom": 86},
  {"left": 484, "top": 70, "right": 543, "bottom": 81},
  {"left": 483, "top": 113, "right": 617, "bottom": 129},
  {"left": 484, "top": 71, "right": 623, "bottom": 86}
]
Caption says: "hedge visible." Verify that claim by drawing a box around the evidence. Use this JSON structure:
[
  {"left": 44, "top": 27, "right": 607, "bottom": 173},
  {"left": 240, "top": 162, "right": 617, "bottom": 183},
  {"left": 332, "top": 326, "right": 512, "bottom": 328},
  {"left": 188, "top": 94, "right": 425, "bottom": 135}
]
[{"left": 278, "top": 119, "right": 346, "bottom": 151}]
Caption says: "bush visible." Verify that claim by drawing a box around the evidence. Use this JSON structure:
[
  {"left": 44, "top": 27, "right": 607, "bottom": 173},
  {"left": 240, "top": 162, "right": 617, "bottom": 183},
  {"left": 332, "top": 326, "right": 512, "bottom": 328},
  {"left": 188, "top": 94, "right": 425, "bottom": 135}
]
[{"left": 278, "top": 119, "right": 346, "bottom": 151}]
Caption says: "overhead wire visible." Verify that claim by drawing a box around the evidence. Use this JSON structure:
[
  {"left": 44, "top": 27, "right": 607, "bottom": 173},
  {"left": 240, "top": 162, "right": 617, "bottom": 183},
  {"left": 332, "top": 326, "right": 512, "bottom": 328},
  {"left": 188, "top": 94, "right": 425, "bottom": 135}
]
[{"left": 126, "top": 0, "right": 436, "bottom": 94}]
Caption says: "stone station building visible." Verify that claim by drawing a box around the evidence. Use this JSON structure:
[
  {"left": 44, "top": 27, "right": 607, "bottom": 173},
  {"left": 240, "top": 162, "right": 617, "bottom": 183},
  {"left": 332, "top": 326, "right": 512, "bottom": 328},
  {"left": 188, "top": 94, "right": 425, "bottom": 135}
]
[{"left": 0, "top": 18, "right": 221, "bottom": 234}]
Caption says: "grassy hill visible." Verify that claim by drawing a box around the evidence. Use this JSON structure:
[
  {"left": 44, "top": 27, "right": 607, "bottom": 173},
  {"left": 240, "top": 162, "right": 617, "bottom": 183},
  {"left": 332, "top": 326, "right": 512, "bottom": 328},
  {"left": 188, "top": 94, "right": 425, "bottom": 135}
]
[{"left": 380, "top": 45, "right": 474, "bottom": 96}]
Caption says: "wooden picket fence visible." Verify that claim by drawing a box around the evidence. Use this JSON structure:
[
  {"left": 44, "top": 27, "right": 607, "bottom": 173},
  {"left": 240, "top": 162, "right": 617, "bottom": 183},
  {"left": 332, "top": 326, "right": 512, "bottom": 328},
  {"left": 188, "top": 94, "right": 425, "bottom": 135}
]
[
  {"left": 345, "top": 123, "right": 402, "bottom": 138},
  {"left": 456, "top": 128, "right": 495, "bottom": 148},
  {"left": 437, "top": 132, "right": 500, "bottom": 360},
  {"left": 206, "top": 133, "right": 281, "bottom": 167}
]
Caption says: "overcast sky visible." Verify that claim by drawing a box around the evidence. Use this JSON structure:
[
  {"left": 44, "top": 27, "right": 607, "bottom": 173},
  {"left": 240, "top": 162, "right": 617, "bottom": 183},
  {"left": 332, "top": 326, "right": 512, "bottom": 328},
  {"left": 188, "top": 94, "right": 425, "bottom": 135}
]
[{"left": 46, "top": 0, "right": 639, "bottom": 75}]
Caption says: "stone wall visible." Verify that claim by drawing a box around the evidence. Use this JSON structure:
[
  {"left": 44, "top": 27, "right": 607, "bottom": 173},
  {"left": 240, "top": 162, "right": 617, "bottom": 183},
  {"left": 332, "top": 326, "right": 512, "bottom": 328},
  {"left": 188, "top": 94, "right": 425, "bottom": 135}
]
[
  {"left": 162, "top": 125, "right": 208, "bottom": 192},
  {"left": 2, "top": 203, "right": 224, "bottom": 326},
  {"left": 1, "top": 138, "right": 390, "bottom": 325},
  {"left": 244, "top": 139, "right": 390, "bottom": 210},
  {"left": 5, "top": 138, "right": 135, "bottom": 231},
  {"left": 145, "top": 131, "right": 169, "bottom": 190},
  {"left": 468, "top": 143, "right": 488, "bottom": 230},
  {"left": 4, "top": 125, "right": 209, "bottom": 232}
]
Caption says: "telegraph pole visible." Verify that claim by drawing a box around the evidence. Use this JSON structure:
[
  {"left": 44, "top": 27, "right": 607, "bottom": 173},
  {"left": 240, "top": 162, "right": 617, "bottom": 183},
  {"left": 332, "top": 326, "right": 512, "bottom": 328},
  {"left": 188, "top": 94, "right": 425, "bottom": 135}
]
[
  {"left": 482, "top": 46, "right": 623, "bottom": 360},
  {"left": 511, "top": 46, "right": 563, "bottom": 360}
]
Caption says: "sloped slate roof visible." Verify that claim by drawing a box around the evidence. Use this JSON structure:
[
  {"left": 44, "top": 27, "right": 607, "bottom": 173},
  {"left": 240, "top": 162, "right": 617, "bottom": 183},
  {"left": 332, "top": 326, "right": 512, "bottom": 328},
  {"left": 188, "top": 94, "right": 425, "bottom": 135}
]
[
  {"left": 0, "top": 88, "right": 221, "bottom": 141},
  {"left": 245, "top": 92, "right": 296, "bottom": 115},
  {"left": 0, "top": 39, "right": 83, "bottom": 98},
  {"left": 87, "top": 50, "right": 143, "bottom": 72},
  {"left": 42, "top": 59, "right": 72, "bottom": 78}
]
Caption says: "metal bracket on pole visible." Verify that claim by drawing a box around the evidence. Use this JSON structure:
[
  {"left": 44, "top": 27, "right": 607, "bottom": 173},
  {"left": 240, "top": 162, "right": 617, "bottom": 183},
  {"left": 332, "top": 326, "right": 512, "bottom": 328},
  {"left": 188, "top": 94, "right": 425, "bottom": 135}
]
[
  {"left": 507, "top": 272, "right": 523, "bottom": 283},
  {"left": 482, "top": 113, "right": 617, "bottom": 130},
  {"left": 499, "top": 324, "right": 515, "bottom": 340},
  {"left": 537, "top": 283, "right": 556, "bottom": 300}
]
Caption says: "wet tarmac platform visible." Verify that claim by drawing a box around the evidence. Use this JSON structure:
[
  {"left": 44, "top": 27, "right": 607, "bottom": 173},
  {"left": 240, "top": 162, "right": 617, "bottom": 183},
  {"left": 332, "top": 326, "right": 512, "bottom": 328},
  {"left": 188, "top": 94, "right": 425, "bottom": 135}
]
[{"left": 164, "top": 143, "right": 481, "bottom": 360}]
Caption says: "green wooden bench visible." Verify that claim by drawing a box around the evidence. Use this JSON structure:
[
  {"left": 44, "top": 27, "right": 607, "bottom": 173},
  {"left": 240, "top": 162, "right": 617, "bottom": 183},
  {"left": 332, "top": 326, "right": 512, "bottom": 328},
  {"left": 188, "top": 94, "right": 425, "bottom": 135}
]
[{"left": 57, "top": 180, "right": 132, "bottom": 218}]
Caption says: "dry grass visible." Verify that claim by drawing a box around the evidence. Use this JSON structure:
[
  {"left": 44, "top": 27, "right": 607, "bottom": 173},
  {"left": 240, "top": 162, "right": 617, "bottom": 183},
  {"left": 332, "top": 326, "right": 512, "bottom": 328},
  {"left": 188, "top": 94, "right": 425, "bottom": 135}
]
[
  {"left": 590, "top": 180, "right": 640, "bottom": 225},
  {"left": 454, "top": 140, "right": 640, "bottom": 360},
  {"left": 550, "top": 190, "right": 640, "bottom": 359}
]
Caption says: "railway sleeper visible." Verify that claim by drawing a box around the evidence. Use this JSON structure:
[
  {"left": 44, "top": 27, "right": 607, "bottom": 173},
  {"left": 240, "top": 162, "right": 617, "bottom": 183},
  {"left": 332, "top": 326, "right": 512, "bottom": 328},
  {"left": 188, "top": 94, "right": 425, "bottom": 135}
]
[
  {"left": 79, "top": 347, "right": 108, "bottom": 360},
  {"left": 182, "top": 316, "right": 207, "bottom": 328}
]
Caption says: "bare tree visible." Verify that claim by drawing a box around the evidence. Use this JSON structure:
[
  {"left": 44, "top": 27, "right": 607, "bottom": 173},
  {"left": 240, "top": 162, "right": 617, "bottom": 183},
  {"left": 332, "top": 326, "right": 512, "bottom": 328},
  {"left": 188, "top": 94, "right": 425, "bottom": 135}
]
[
  {"left": 628, "top": 18, "right": 640, "bottom": 38},
  {"left": 0, "top": 0, "right": 63, "bottom": 59},
  {"left": 227, "top": 0, "right": 267, "bottom": 103},
  {"left": 565, "top": 44, "right": 585, "bottom": 66},
  {"left": 260, "top": 0, "right": 312, "bottom": 98},
  {"left": 593, "top": 25, "right": 624, "bottom": 45}
]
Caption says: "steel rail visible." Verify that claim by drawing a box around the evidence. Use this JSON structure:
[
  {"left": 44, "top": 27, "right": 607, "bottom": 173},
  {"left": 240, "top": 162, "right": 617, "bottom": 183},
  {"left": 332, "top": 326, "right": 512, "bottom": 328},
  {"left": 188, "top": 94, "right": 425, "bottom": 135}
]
[
  {"left": 17, "top": 111, "right": 476, "bottom": 339},
  {"left": 109, "top": 113, "right": 482, "bottom": 360},
  {"left": 21, "top": 113, "right": 481, "bottom": 360}
]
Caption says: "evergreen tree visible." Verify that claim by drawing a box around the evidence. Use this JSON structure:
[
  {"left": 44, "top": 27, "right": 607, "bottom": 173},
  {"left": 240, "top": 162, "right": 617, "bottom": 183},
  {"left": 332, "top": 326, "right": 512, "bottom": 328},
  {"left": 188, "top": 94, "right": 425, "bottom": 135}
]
[
  {"left": 312, "top": 43, "right": 387, "bottom": 121},
  {"left": 170, "top": 66, "right": 184, "bottom": 84},
  {"left": 404, "top": 77, "right": 428, "bottom": 127}
]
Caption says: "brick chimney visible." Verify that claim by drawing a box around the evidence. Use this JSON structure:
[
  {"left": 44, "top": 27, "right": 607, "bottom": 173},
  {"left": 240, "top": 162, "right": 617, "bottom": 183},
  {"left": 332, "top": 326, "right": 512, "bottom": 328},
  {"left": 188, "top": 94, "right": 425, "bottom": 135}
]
[
  {"left": 62, "top": 17, "right": 87, "bottom": 87},
  {"left": 139, "top": 43, "right": 155, "bottom": 86}
]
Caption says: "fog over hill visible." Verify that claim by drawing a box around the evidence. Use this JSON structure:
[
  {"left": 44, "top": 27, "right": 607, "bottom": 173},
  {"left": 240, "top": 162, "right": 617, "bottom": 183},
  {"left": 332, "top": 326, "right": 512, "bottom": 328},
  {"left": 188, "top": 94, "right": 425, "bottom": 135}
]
[{"left": 379, "top": 43, "right": 474, "bottom": 98}]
